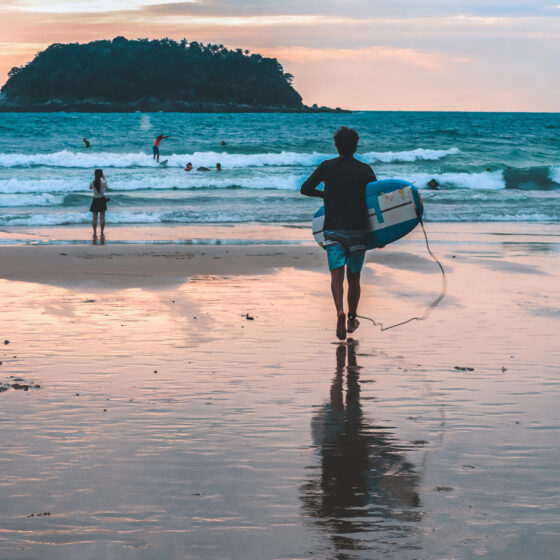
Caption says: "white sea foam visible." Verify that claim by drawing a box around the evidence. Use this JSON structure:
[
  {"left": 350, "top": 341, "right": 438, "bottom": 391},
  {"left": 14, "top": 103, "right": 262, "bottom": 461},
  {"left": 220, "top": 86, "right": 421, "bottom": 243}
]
[
  {"left": 0, "top": 193, "right": 65, "bottom": 207},
  {"left": 0, "top": 147, "right": 461, "bottom": 169},
  {"left": 1, "top": 211, "right": 163, "bottom": 226},
  {"left": 409, "top": 170, "right": 505, "bottom": 190},
  {"left": 0, "top": 174, "right": 305, "bottom": 194},
  {"left": 367, "top": 147, "right": 460, "bottom": 163},
  {"left": 469, "top": 213, "right": 554, "bottom": 222},
  {"left": 0, "top": 169, "right": 531, "bottom": 200},
  {"left": 0, "top": 210, "right": 259, "bottom": 226},
  {"left": 550, "top": 166, "right": 560, "bottom": 184},
  {"left": 2, "top": 208, "right": 554, "bottom": 227},
  {"left": 2, "top": 212, "right": 89, "bottom": 226}
]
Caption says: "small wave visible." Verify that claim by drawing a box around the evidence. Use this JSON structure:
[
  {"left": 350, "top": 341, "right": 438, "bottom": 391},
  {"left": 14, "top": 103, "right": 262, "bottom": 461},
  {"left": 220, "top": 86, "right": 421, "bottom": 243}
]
[
  {"left": 0, "top": 209, "right": 304, "bottom": 227},
  {"left": 427, "top": 212, "right": 555, "bottom": 223},
  {"left": 2, "top": 207, "right": 555, "bottom": 227},
  {"left": 0, "top": 169, "right": 511, "bottom": 197},
  {"left": 366, "top": 147, "right": 460, "bottom": 163},
  {"left": 503, "top": 166, "right": 560, "bottom": 190},
  {"left": 0, "top": 193, "right": 65, "bottom": 208},
  {"left": 410, "top": 171, "right": 505, "bottom": 190},
  {"left": 0, "top": 211, "right": 167, "bottom": 227},
  {"left": 413, "top": 166, "right": 560, "bottom": 191},
  {"left": 63, "top": 194, "right": 90, "bottom": 206},
  {"left": 0, "top": 174, "right": 305, "bottom": 194},
  {"left": 0, "top": 146, "right": 461, "bottom": 169},
  {"left": 1, "top": 212, "right": 90, "bottom": 226}
]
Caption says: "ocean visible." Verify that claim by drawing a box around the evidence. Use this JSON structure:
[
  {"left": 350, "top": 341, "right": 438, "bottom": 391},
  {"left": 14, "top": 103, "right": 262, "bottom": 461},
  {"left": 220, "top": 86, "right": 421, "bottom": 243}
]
[{"left": 1, "top": 111, "right": 559, "bottom": 231}]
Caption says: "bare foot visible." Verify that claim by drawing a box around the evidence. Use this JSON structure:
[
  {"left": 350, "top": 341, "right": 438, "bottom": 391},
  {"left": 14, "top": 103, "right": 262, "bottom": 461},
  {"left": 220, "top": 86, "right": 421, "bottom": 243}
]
[
  {"left": 347, "top": 315, "right": 360, "bottom": 334},
  {"left": 336, "top": 311, "right": 347, "bottom": 340}
]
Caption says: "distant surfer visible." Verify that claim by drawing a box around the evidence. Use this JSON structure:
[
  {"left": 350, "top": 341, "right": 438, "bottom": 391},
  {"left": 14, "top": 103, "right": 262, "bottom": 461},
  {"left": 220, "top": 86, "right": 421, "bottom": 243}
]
[
  {"left": 197, "top": 166, "right": 211, "bottom": 171},
  {"left": 153, "top": 134, "right": 170, "bottom": 163},
  {"left": 221, "top": 140, "right": 227, "bottom": 146},
  {"left": 83, "top": 138, "right": 91, "bottom": 148},
  {"left": 89, "top": 168, "right": 109, "bottom": 242},
  {"left": 184, "top": 162, "right": 193, "bottom": 172},
  {"left": 301, "top": 127, "right": 376, "bottom": 340},
  {"left": 216, "top": 163, "right": 222, "bottom": 171}
]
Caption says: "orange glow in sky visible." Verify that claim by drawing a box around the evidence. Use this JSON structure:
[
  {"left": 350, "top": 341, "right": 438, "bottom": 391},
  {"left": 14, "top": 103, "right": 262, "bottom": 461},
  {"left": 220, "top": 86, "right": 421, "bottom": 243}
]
[{"left": 1, "top": 1, "right": 559, "bottom": 111}]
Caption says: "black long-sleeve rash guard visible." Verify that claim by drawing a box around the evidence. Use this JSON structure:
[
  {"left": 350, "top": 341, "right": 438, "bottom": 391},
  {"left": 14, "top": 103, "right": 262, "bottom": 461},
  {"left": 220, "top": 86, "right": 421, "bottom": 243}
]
[{"left": 300, "top": 155, "right": 376, "bottom": 231}]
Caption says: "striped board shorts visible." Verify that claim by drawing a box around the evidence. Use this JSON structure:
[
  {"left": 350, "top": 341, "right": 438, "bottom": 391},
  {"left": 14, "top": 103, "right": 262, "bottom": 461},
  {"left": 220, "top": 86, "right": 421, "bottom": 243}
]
[{"left": 323, "top": 229, "right": 367, "bottom": 273}]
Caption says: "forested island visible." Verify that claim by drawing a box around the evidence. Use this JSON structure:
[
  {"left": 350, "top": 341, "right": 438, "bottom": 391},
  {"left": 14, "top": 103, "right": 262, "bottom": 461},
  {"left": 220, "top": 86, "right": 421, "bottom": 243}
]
[{"left": 0, "top": 37, "right": 344, "bottom": 113}]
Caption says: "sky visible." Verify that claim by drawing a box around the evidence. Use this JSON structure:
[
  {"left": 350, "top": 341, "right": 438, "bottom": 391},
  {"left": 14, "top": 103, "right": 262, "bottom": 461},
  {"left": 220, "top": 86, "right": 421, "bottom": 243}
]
[{"left": 1, "top": 0, "right": 559, "bottom": 111}]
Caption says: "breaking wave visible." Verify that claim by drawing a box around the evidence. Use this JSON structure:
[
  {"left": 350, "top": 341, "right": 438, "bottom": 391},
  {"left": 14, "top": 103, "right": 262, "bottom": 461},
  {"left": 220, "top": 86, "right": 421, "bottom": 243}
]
[{"left": 0, "top": 147, "right": 461, "bottom": 169}]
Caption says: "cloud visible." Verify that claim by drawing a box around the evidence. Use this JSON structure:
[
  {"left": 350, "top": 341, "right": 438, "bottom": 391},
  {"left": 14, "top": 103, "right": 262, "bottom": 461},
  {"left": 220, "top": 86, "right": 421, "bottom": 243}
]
[
  {"left": 0, "top": 41, "right": 46, "bottom": 55},
  {"left": 149, "top": 14, "right": 369, "bottom": 27},
  {"left": 259, "top": 46, "right": 469, "bottom": 70},
  {"left": 10, "top": 0, "right": 195, "bottom": 14}
]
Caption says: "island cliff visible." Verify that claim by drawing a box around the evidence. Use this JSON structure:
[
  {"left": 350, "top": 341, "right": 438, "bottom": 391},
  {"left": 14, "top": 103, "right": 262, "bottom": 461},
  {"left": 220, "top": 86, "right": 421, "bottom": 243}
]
[{"left": 0, "top": 37, "right": 345, "bottom": 113}]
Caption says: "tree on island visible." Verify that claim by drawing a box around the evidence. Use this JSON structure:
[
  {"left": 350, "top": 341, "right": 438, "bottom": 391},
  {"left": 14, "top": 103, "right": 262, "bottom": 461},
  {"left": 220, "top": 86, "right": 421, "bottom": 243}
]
[{"left": 1, "top": 37, "right": 305, "bottom": 111}]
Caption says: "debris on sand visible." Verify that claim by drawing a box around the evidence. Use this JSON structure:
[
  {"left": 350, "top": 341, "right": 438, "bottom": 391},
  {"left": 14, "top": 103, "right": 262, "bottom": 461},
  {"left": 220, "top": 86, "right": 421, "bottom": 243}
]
[
  {"left": 243, "top": 313, "right": 255, "bottom": 320},
  {"left": 1, "top": 378, "right": 42, "bottom": 393},
  {"left": 26, "top": 512, "right": 51, "bottom": 518},
  {"left": 454, "top": 366, "right": 474, "bottom": 371}
]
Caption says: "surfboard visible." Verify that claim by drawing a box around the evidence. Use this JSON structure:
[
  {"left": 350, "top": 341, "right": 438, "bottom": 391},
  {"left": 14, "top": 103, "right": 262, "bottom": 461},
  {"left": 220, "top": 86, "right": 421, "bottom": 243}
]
[
  {"left": 312, "top": 179, "right": 424, "bottom": 250},
  {"left": 159, "top": 159, "right": 168, "bottom": 166}
]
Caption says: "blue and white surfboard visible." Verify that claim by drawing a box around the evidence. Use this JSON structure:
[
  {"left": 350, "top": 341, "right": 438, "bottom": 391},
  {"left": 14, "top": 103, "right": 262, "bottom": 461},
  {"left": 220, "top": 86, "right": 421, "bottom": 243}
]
[{"left": 312, "top": 179, "right": 424, "bottom": 250}]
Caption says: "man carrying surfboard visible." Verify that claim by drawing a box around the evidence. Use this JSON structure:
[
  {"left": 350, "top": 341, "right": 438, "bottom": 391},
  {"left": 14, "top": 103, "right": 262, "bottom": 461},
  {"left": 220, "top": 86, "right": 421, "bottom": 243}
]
[
  {"left": 153, "top": 134, "right": 170, "bottom": 163},
  {"left": 301, "top": 127, "right": 376, "bottom": 340}
]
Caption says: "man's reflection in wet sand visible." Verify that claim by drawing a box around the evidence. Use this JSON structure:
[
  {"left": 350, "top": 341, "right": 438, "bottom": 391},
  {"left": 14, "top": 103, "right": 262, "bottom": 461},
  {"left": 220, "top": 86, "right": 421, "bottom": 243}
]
[{"left": 300, "top": 339, "right": 422, "bottom": 557}]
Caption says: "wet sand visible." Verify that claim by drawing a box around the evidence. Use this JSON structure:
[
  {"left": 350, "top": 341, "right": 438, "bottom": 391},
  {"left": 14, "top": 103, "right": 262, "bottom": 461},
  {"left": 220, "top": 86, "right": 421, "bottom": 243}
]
[{"left": 0, "top": 224, "right": 559, "bottom": 559}]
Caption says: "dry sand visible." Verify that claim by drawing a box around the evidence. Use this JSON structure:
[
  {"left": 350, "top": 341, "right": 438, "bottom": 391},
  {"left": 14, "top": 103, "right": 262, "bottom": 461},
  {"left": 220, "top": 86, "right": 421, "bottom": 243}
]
[{"left": 0, "top": 224, "right": 559, "bottom": 559}]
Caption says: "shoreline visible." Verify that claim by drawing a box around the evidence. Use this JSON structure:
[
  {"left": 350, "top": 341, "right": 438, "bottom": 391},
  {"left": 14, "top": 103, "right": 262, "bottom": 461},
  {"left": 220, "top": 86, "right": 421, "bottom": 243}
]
[
  {"left": 0, "top": 105, "right": 348, "bottom": 114},
  {"left": 1, "top": 221, "right": 559, "bottom": 290},
  {"left": 1, "top": 221, "right": 559, "bottom": 246}
]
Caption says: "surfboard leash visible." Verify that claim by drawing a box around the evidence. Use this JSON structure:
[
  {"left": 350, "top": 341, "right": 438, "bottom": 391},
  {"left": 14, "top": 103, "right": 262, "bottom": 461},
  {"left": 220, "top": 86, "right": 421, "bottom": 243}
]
[{"left": 356, "top": 215, "right": 447, "bottom": 332}]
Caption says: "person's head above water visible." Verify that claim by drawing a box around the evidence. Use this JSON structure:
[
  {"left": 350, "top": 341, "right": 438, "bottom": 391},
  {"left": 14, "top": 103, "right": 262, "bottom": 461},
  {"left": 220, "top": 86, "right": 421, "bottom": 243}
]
[
  {"left": 334, "top": 126, "right": 359, "bottom": 157},
  {"left": 185, "top": 162, "right": 193, "bottom": 171},
  {"left": 216, "top": 163, "right": 222, "bottom": 171}
]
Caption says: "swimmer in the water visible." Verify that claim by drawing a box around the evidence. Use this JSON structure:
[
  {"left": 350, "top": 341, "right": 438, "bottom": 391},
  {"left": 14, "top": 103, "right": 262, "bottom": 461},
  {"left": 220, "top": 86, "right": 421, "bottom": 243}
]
[{"left": 184, "top": 162, "right": 193, "bottom": 172}]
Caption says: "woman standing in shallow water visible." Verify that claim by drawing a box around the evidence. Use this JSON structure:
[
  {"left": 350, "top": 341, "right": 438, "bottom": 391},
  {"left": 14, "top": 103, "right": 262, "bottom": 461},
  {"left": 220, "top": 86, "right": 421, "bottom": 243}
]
[{"left": 89, "top": 168, "right": 109, "bottom": 242}]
